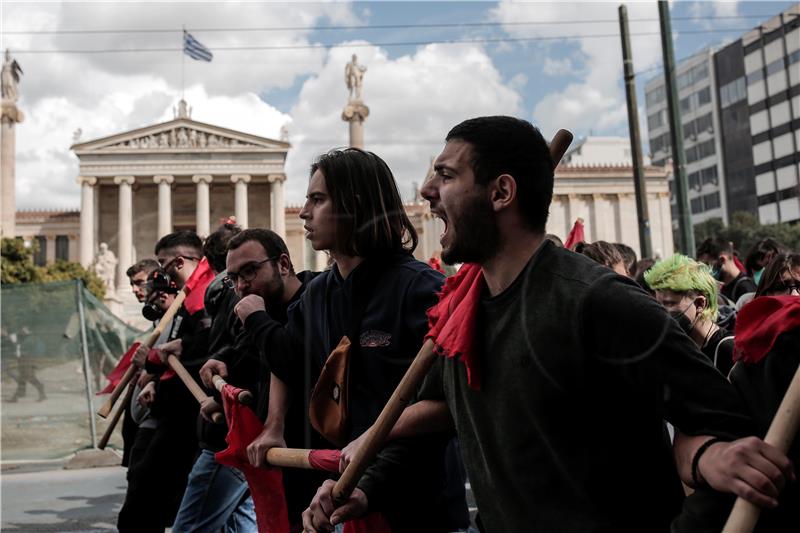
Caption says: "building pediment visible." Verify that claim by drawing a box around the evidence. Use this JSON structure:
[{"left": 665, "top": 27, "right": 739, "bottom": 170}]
[{"left": 71, "top": 118, "right": 289, "bottom": 154}]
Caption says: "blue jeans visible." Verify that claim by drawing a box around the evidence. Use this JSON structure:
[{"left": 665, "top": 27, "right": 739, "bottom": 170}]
[{"left": 172, "top": 449, "right": 257, "bottom": 533}]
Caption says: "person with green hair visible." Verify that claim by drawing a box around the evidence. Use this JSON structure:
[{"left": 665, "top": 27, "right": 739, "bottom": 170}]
[{"left": 645, "top": 254, "right": 734, "bottom": 376}]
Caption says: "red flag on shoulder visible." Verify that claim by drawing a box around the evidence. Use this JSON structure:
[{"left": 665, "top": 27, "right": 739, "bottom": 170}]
[
  {"left": 426, "top": 263, "right": 485, "bottom": 390},
  {"left": 97, "top": 342, "right": 141, "bottom": 394},
  {"left": 734, "top": 295, "right": 800, "bottom": 364},
  {"left": 183, "top": 256, "right": 215, "bottom": 314},
  {"left": 563, "top": 218, "right": 585, "bottom": 250}
]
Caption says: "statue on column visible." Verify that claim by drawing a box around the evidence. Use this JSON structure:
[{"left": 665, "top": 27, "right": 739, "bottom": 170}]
[
  {"left": 345, "top": 54, "right": 366, "bottom": 101},
  {"left": 1, "top": 49, "right": 23, "bottom": 102},
  {"left": 91, "top": 243, "right": 118, "bottom": 296}
]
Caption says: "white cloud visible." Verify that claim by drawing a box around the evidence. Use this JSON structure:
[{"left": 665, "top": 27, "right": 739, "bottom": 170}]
[
  {"left": 542, "top": 57, "right": 574, "bottom": 76},
  {"left": 491, "top": 1, "right": 663, "bottom": 139},
  {"left": 689, "top": 1, "right": 740, "bottom": 30}
]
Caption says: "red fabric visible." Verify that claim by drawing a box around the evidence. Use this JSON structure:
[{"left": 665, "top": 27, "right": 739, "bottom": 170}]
[
  {"left": 428, "top": 257, "right": 445, "bottom": 274},
  {"left": 343, "top": 513, "right": 392, "bottom": 533},
  {"left": 426, "top": 263, "right": 485, "bottom": 390},
  {"left": 734, "top": 296, "right": 800, "bottom": 364},
  {"left": 145, "top": 348, "right": 175, "bottom": 381},
  {"left": 98, "top": 342, "right": 140, "bottom": 394},
  {"left": 563, "top": 218, "right": 585, "bottom": 250},
  {"left": 733, "top": 255, "right": 746, "bottom": 273},
  {"left": 183, "top": 257, "right": 215, "bottom": 314},
  {"left": 308, "top": 449, "right": 341, "bottom": 472},
  {"left": 216, "top": 384, "right": 291, "bottom": 533}
]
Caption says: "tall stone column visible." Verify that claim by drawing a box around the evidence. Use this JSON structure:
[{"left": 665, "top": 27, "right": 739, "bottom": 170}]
[
  {"left": 114, "top": 175, "right": 135, "bottom": 292},
  {"left": 269, "top": 175, "right": 286, "bottom": 237},
  {"left": 153, "top": 175, "right": 174, "bottom": 238},
  {"left": 77, "top": 176, "right": 97, "bottom": 267},
  {"left": 342, "top": 102, "right": 370, "bottom": 149},
  {"left": 1, "top": 93, "right": 24, "bottom": 238},
  {"left": 231, "top": 174, "right": 251, "bottom": 229},
  {"left": 192, "top": 174, "right": 213, "bottom": 237}
]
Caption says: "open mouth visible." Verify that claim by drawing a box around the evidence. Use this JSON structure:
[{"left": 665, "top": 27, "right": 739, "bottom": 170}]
[{"left": 432, "top": 209, "right": 449, "bottom": 241}]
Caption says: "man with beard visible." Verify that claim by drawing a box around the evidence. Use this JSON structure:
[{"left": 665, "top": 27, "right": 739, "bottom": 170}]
[
  {"left": 127, "top": 259, "right": 161, "bottom": 303},
  {"left": 303, "top": 116, "right": 793, "bottom": 533}
]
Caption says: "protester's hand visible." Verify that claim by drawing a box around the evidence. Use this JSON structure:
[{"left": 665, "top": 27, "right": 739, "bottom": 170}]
[
  {"left": 246, "top": 425, "right": 286, "bottom": 468},
  {"left": 301, "top": 479, "right": 368, "bottom": 532},
  {"left": 136, "top": 371, "right": 154, "bottom": 388},
  {"left": 132, "top": 344, "right": 149, "bottom": 368},
  {"left": 200, "top": 397, "right": 222, "bottom": 423},
  {"left": 234, "top": 295, "right": 265, "bottom": 323},
  {"left": 698, "top": 436, "right": 795, "bottom": 508},
  {"left": 200, "top": 359, "right": 228, "bottom": 389},
  {"left": 340, "top": 430, "right": 369, "bottom": 473},
  {"left": 137, "top": 381, "right": 156, "bottom": 407},
  {"left": 156, "top": 339, "right": 182, "bottom": 363}
]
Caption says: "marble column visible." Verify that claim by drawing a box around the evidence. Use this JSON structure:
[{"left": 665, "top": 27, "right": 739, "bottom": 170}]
[
  {"left": 592, "top": 194, "right": 615, "bottom": 242},
  {"left": 1, "top": 93, "right": 24, "bottom": 238},
  {"left": 77, "top": 176, "right": 97, "bottom": 267},
  {"left": 114, "top": 175, "right": 135, "bottom": 292},
  {"left": 342, "top": 101, "right": 370, "bottom": 149},
  {"left": 192, "top": 174, "right": 213, "bottom": 237},
  {"left": 153, "top": 175, "right": 174, "bottom": 238},
  {"left": 269, "top": 175, "right": 286, "bottom": 237},
  {"left": 231, "top": 174, "right": 251, "bottom": 229}
]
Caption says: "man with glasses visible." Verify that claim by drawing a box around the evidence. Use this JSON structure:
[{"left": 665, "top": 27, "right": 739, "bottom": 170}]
[
  {"left": 198, "top": 228, "right": 322, "bottom": 532},
  {"left": 126, "top": 259, "right": 160, "bottom": 303}
]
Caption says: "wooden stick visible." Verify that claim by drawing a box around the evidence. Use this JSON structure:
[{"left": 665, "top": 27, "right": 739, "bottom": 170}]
[
  {"left": 266, "top": 448, "right": 314, "bottom": 469},
  {"left": 96, "top": 290, "right": 187, "bottom": 417},
  {"left": 722, "top": 363, "right": 800, "bottom": 532},
  {"left": 166, "top": 354, "right": 224, "bottom": 424},
  {"left": 211, "top": 374, "right": 254, "bottom": 405},
  {"left": 97, "top": 378, "right": 136, "bottom": 450},
  {"left": 331, "top": 129, "right": 574, "bottom": 505}
]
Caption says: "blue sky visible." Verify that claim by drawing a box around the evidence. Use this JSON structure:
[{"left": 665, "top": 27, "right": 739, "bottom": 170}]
[{"left": 2, "top": 1, "right": 796, "bottom": 209}]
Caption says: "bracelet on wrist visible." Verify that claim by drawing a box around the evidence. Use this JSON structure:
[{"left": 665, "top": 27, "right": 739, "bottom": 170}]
[{"left": 691, "top": 437, "right": 725, "bottom": 487}]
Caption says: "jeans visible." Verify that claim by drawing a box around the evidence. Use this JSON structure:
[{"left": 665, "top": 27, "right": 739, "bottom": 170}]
[{"left": 172, "top": 449, "right": 257, "bottom": 533}]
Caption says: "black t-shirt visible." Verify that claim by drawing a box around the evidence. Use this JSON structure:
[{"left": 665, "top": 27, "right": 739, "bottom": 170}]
[
  {"left": 721, "top": 273, "right": 757, "bottom": 304},
  {"left": 416, "top": 241, "right": 752, "bottom": 533},
  {"left": 700, "top": 328, "right": 734, "bottom": 377}
]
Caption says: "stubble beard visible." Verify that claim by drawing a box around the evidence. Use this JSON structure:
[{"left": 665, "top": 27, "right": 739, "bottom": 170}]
[{"left": 441, "top": 194, "right": 500, "bottom": 265}]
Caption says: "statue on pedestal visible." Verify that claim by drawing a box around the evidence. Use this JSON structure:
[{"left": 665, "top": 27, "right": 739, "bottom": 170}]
[
  {"left": 91, "top": 243, "right": 118, "bottom": 296},
  {"left": 1, "top": 49, "right": 22, "bottom": 102},
  {"left": 345, "top": 54, "right": 366, "bottom": 101}
]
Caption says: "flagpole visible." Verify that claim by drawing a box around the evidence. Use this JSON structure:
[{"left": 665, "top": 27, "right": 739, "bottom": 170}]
[{"left": 181, "top": 26, "right": 185, "bottom": 99}]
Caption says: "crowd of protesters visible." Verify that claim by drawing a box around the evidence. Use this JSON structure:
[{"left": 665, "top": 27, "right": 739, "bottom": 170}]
[{"left": 102, "top": 115, "right": 798, "bottom": 533}]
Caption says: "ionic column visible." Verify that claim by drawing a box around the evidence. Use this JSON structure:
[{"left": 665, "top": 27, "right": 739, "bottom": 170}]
[
  {"left": 231, "top": 174, "right": 251, "bottom": 229},
  {"left": 192, "top": 174, "right": 213, "bottom": 237},
  {"left": 77, "top": 176, "right": 97, "bottom": 267},
  {"left": 269, "top": 175, "right": 286, "bottom": 237},
  {"left": 153, "top": 175, "right": 174, "bottom": 238},
  {"left": 114, "top": 175, "right": 135, "bottom": 292}
]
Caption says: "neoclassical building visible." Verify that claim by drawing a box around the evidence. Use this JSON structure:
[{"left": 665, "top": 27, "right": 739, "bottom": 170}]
[{"left": 71, "top": 101, "right": 288, "bottom": 293}]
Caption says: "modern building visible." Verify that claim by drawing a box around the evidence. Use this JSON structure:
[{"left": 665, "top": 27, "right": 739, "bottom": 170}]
[{"left": 645, "top": 48, "right": 729, "bottom": 228}]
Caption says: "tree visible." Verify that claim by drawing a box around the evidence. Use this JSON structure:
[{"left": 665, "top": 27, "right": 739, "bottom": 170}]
[
  {"left": 694, "top": 211, "right": 800, "bottom": 258},
  {"left": 1, "top": 238, "right": 106, "bottom": 299}
]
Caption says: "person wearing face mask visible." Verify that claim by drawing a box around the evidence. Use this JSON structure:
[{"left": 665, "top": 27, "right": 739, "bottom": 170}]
[
  {"left": 745, "top": 238, "right": 785, "bottom": 288},
  {"left": 644, "top": 254, "right": 735, "bottom": 376},
  {"left": 696, "top": 238, "right": 757, "bottom": 307}
]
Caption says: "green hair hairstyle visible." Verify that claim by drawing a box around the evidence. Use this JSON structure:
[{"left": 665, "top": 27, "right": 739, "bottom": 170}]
[{"left": 644, "top": 254, "right": 719, "bottom": 321}]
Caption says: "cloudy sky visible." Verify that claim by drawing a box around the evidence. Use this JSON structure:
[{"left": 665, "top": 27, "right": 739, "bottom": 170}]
[{"left": 2, "top": 0, "right": 794, "bottom": 210}]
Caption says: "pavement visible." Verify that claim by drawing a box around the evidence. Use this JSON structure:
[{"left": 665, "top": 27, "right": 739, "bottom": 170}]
[{"left": 1, "top": 465, "right": 126, "bottom": 532}]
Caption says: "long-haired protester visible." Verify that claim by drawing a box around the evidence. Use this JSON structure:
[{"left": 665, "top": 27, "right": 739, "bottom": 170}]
[
  {"left": 754, "top": 252, "right": 800, "bottom": 298},
  {"left": 234, "top": 148, "right": 467, "bottom": 532}
]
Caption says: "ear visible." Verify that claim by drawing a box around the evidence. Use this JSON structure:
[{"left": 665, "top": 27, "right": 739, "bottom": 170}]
[
  {"left": 489, "top": 174, "right": 516, "bottom": 212},
  {"left": 693, "top": 294, "right": 707, "bottom": 313},
  {"left": 277, "top": 254, "right": 292, "bottom": 276}
]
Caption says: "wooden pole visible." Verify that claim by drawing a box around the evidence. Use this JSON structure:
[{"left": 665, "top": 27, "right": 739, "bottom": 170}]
[
  {"left": 97, "top": 378, "right": 136, "bottom": 450},
  {"left": 266, "top": 448, "right": 315, "bottom": 469},
  {"left": 166, "top": 354, "right": 224, "bottom": 424},
  {"left": 211, "top": 374, "right": 254, "bottom": 405}
]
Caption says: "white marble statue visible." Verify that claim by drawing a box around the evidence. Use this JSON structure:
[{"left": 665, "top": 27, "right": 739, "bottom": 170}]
[
  {"left": 2, "top": 50, "right": 23, "bottom": 101},
  {"left": 345, "top": 54, "right": 366, "bottom": 101},
  {"left": 91, "top": 243, "right": 118, "bottom": 295}
]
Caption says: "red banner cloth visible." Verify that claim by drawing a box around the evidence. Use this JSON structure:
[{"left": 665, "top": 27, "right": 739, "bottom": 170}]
[
  {"left": 183, "top": 256, "right": 215, "bottom": 314},
  {"left": 428, "top": 256, "right": 445, "bottom": 274},
  {"left": 564, "top": 218, "right": 585, "bottom": 250},
  {"left": 734, "top": 295, "right": 800, "bottom": 364},
  {"left": 216, "top": 384, "right": 291, "bottom": 533},
  {"left": 308, "top": 449, "right": 341, "bottom": 472},
  {"left": 145, "top": 348, "right": 175, "bottom": 380},
  {"left": 426, "top": 263, "right": 485, "bottom": 390},
  {"left": 97, "top": 342, "right": 140, "bottom": 394}
]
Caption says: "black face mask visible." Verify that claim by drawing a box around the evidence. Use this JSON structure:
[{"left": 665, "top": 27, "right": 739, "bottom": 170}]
[{"left": 669, "top": 310, "right": 694, "bottom": 335}]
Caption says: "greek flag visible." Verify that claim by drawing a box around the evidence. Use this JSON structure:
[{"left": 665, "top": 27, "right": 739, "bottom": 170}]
[{"left": 183, "top": 31, "right": 213, "bottom": 62}]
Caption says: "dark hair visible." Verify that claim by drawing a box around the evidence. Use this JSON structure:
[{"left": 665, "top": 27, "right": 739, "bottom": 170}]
[
  {"left": 227, "top": 228, "right": 293, "bottom": 273},
  {"left": 203, "top": 222, "right": 242, "bottom": 273},
  {"left": 125, "top": 258, "right": 160, "bottom": 278},
  {"left": 696, "top": 237, "right": 734, "bottom": 260},
  {"left": 755, "top": 253, "right": 800, "bottom": 297},
  {"left": 744, "top": 238, "right": 785, "bottom": 276},
  {"left": 446, "top": 116, "right": 554, "bottom": 233},
  {"left": 310, "top": 148, "right": 417, "bottom": 257},
  {"left": 581, "top": 241, "right": 624, "bottom": 269},
  {"left": 634, "top": 257, "right": 657, "bottom": 295},
  {"left": 154, "top": 230, "right": 203, "bottom": 256},
  {"left": 613, "top": 243, "right": 637, "bottom": 277}
]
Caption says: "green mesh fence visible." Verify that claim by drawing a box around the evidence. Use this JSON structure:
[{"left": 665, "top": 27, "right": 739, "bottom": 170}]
[{"left": 1, "top": 280, "right": 145, "bottom": 461}]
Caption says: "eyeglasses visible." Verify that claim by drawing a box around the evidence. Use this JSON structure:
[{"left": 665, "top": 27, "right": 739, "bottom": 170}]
[
  {"left": 768, "top": 281, "right": 800, "bottom": 296},
  {"left": 223, "top": 257, "right": 278, "bottom": 288},
  {"left": 161, "top": 255, "right": 200, "bottom": 274}
]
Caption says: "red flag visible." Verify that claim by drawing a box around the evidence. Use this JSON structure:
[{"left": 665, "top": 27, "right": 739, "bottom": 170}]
[
  {"left": 216, "top": 384, "right": 291, "bottom": 533},
  {"left": 97, "top": 342, "right": 140, "bottom": 394},
  {"left": 563, "top": 218, "right": 585, "bottom": 250},
  {"left": 183, "top": 256, "right": 215, "bottom": 315},
  {"left": 428, "top": 256, "right": 445, "bottom": 274},
  {"left": 145, "top": 348, "right": 176, "bottom": 381},
  {"left": 426, "top": 263, "right": 485, "bottom": 390},
  {"left": 734, "top": 295, "right": 800, "bottom": 364}
]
